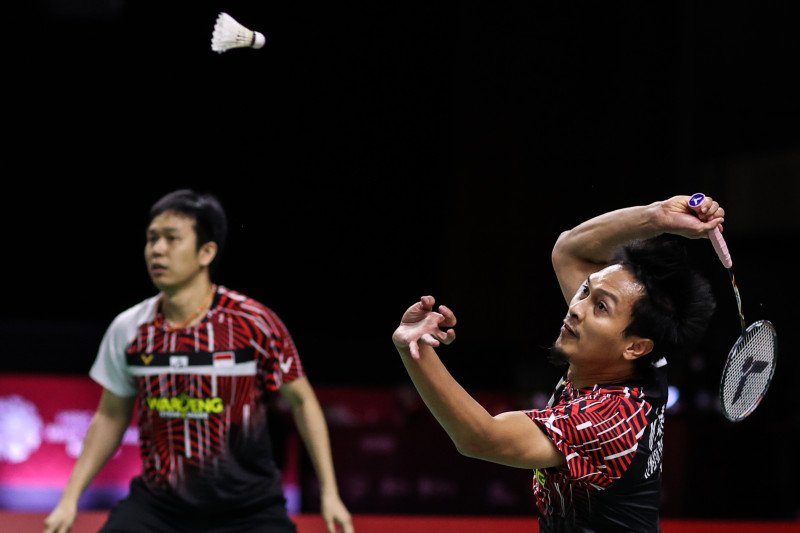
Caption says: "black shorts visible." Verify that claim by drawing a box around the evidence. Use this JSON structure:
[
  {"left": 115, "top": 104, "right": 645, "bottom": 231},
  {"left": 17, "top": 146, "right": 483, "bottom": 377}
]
[{"left": 100, "top": 478, "right": 298, "bottom": 533}]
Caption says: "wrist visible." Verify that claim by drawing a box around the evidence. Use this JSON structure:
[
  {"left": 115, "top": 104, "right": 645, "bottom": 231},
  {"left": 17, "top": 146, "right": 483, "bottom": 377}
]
[
  {"left": 58, "top": 493, "right": 80, "bottom": 508},
  {"left": 391, "top": 331, "right": 412, "bottom": 353},
  {"left": 320, "top": 485, "right": 341, "bottom": 498},
  {"left": 639, "top": 202, "right": 664, "bottom": 237}
]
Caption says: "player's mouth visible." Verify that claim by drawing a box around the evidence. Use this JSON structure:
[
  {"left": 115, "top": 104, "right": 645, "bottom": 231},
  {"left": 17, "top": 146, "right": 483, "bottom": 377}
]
[{"left": 561, "top": 322, "right": 578, "bottom": 339}]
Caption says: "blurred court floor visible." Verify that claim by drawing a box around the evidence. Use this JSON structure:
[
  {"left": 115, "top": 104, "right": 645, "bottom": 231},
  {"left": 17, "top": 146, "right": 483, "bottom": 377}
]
[{"left": 3, "top": 512, "right": 798, "bottom": 533}]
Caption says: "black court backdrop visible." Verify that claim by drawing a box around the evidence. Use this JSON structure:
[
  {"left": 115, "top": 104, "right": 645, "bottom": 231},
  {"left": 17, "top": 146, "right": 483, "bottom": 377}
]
[{"left": 3, "top": 0, "right": 799, "bottom": 521}]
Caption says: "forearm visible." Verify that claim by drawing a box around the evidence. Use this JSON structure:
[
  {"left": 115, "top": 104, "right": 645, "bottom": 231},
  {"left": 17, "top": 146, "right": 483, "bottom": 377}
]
[
  {"left": 60, "top": 411, "right": 130, "bottom": 504},
  {"left": 397, "top": 343, "right": 496, "bottom": 457},
  {"left": 550, "top": 202, "right": 667, "bottom": 301},
  {"left": 291, "top": 395, "right": 341, "bottom": 497},
  {"left": 552, "top": 202, "right": 662, "bottom": 265}
]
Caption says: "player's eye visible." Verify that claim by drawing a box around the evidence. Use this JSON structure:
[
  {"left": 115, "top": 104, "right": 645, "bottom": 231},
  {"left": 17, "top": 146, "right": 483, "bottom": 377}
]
[{"left": 579, "top": 283, "right": 589, "bottom": 298}]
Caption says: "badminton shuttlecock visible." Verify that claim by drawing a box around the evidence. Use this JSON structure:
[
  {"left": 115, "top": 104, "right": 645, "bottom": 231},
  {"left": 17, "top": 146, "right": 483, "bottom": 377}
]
[{"left": 211, "top": 12, "right": 266, "bottom": 53}]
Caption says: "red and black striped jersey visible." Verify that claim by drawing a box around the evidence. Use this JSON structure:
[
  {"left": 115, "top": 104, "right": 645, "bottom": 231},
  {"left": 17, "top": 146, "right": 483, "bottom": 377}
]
[
  {"left": 527, "top": 359, "right": 668, "bottom": 532},
  {"left": 90, "top": 286, "right": 304, "bottom": 511}
]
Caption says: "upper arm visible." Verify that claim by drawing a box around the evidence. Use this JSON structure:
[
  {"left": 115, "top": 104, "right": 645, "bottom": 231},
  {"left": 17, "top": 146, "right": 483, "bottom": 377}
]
[
  {"left": 467, "top": 411, "right": 565, "bottom": 469},
  {"left": 97, "top": 388, "right": 136, "bottom": 421},
  {"left": 278, "top": 376, "right": 313, "bottom": 408},
  {"left": 278, "top": 377, "right": 328, "bottom": 437},
  {"left": 551, "top": 231, "right": 604, "bottom": 305}
]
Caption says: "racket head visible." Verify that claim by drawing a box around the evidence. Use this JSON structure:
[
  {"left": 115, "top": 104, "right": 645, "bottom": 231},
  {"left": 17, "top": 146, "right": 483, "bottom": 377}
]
[{"left": 719, "top": 320, "right": 777, "bottom": 422}]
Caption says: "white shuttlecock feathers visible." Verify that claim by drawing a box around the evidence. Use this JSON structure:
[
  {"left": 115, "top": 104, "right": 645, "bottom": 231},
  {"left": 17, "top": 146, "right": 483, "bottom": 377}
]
[{"left": 211, "top": 12, "right": 266, "bottom": 53}]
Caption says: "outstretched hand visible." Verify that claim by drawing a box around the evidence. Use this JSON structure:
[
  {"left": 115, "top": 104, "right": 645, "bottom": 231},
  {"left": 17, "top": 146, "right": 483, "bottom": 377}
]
[{"left": 392, "top": 295, "right": 457, "bottom": 359}]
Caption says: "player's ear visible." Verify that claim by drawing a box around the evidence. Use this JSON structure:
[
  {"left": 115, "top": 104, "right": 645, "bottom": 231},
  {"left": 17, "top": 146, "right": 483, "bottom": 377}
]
[
  {"left": 623, "top": 338, "right": 654, "bottom": 361},
  {"left": 198, "top": 241, "right": 218, "bottom": 267}
]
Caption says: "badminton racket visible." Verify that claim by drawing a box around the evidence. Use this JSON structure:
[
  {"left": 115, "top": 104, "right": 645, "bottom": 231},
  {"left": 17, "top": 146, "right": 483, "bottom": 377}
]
[{"left": 688, "top": 192, "right": 777, "bottom": 422}]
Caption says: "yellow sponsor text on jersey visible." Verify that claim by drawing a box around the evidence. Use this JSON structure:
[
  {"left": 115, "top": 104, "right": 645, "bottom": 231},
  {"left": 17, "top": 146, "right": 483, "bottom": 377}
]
[{"left": 145, "top": 394, "right": 224, "bottom": 419}]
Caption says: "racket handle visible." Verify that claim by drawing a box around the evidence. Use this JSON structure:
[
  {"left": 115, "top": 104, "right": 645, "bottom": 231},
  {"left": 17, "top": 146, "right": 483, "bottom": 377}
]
[
  {"left": 708, "top": 227, "right": 733, "bottom": 268},
  {"left": 688, "top": 192, "right": 733, "bottom": 268}
]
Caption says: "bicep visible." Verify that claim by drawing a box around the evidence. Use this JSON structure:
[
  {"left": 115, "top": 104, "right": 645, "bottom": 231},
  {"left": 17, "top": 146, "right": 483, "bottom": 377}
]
[
  {"left": 278, "top": 376, "right": 313, "bottom": 408},
  {"left": 82, "top": 389, "right": 136, "bottom": 451},
  {"left": 97, "top": 389, "right": 136, "bottom": 424},
  {"left": 474, "top": 411, "right": 565, "bottom": 469}
]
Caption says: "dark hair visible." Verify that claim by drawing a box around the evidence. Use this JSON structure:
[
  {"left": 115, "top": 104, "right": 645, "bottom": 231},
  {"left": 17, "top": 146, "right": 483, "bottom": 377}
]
[
  {"left": 613, "top": 235, "right": 716, "bottom": 369},
  {"left": 149, "top": 189, "right": 228, "bottom": 273}
]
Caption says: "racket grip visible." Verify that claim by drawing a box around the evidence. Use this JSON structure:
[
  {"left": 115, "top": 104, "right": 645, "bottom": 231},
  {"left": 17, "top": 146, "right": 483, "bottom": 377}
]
[
  {"left": 708, "top": 227, "right": 733, "bottom": 268},
  {"left": 688, "top": 192, "right": 733, "bottom": 268}
]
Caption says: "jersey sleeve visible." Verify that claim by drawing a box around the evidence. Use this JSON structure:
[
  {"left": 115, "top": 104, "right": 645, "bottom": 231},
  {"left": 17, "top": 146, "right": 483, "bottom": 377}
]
[
  {"left": 526, "top": 394, "right": 651, "bottom": 488},
  {"left": 257, "top": 307, "right": 305, "bottom": 390},
  {"left": 89, "top": 297, "right": 158, "bottom": 398},
  {"left": 89, "top": 313, "right": 139, "bottom": 398}
]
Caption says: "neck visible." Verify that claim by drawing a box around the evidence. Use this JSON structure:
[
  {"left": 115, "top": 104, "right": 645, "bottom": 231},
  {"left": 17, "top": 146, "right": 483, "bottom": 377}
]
[
  {"left": 160, "top": 277, "right": 216, "bottom": 329},
  {"left": 567, "top": 361, "right": 637, "bottom": 389}
]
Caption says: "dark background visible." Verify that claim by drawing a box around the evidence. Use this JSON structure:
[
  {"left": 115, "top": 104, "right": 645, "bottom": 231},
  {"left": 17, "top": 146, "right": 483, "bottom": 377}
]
[{"left": 3, "top": 0, "right": 799, "bottom": 521}]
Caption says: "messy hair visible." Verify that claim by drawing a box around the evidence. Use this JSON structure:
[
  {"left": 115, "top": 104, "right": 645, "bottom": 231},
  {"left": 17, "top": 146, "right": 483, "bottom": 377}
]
[{"left": 613, "top": 235, "right": 716, "bottom": 368}]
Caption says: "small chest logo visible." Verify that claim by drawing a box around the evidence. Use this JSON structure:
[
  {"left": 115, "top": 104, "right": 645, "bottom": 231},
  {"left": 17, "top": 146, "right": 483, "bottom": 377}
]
[{"left": 169, "top": 356, "right": 189, "bottom": 368}]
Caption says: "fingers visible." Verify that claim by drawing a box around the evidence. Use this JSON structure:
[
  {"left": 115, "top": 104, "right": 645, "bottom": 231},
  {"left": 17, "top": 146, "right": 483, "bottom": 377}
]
[
  {"left": 409, "top": 340, "right": 421, "bottom": 360},
  {"left": 421, "top": 329, "right": 455, "bottom": 347},
  {"left": 685, "top": 194, "right": 726, "bottom": 238},
  {"left": 398, "top": 296, "right": 457, "bottom": 360},
  {"left": 400, "top": 296, "right": 436, "bottom": 324},
  {"left": 440, "top": 328, "right": 456, "bottom": 345},
  {"left": 693, "top": 194, "right": 725, "bottom": 222},
  {"left": 420, "top": 333, "right": 441, "bottom": 347},
  {"left": 426, "top": 312, "right": 456, "bottom": 342},
  {"left": 702, "top": 199, "right": 723, "bottom": 220},
  {"left": 43, "top": 516, "right": 64, "bottom": 533},
  {"left": 338, "top": 517, "right": 355, "bottom": 533},
  {"left": 437, "top": 304, "right": 457, "bottom": 327},
  {"left": 420, "top": 327, "right": 456, "bottom": 347},
  {"left": 699, "top": 197, "right": 725, "bottom": 234}
]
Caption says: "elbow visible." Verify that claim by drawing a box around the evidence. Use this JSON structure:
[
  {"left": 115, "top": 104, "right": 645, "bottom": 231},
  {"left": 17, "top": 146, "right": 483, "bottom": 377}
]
[
  {"left": 551, "top": 230, "right": 572, "bottom": 266},
  {"left": 454, "top": 441, "right": 475, "bottom": 458},
  {"left": 455, "top": 443, "right": 481, "bottom": 460},
  {"left": 453, "top": 433, "right": 494, "bottom": 460}
]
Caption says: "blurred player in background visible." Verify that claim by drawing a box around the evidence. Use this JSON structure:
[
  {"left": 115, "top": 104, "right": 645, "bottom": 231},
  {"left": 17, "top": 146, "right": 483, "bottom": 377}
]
[{"left": 45, "top": 189, "right": 353, "bottom": 533}]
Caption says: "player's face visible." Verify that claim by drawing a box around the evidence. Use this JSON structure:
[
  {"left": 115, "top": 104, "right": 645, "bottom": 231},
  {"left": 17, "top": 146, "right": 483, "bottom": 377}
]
[
  {"left": 145, "top": 211, "right": 210, "bottom": 291},
  {"left": 554, "top": 264, "right": 643, "bottom": 367}
]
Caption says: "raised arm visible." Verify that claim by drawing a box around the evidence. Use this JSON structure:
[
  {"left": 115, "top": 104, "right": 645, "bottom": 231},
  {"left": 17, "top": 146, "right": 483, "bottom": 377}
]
[
  {"left": 44, "top": 389, "right": 135, "bottom": 533},
  {"left": 392, "top": 296, "right": 564, "bottom": 469},
  {"left": 551, "top": 194, "right": 725, "bottom": 304}
]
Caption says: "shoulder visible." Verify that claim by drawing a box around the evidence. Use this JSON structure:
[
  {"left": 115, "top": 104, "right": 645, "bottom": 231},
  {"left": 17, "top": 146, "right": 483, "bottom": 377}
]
[
  {"left": 217, "top": 286, "right": 272, "bottom": 315},
  {"left": 98, "top": 294, "right": 159, "bottom": 354},
  {"left": 581, "top": 387, "right": 651, "bottom": 415},
  {"left": 107, "top": 294, "right": 160, "bottom": 333},
  {"left": 217, "top": 286, "right": 289, "bottom": 328},
  {"left": 536, "top": 387, "right": 650, "bottom": 421}
]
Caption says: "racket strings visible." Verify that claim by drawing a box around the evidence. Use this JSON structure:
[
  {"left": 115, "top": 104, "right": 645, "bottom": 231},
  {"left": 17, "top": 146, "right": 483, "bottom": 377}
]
[{"left": 720, "top": 321, "right": 777, "bottom": 421}]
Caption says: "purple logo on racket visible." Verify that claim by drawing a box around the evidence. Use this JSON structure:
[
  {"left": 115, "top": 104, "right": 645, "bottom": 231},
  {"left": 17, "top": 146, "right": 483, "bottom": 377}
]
[{"left": 688, "top": 193, "right": 705, "bottom": 208}]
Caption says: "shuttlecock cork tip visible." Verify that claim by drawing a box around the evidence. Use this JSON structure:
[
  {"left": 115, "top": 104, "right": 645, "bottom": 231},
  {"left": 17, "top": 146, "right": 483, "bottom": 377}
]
[{"left": 253, "top": 32, "right": 266, "bottom": 49}]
